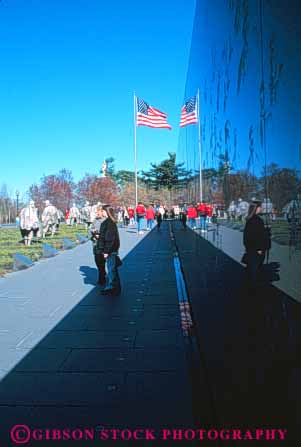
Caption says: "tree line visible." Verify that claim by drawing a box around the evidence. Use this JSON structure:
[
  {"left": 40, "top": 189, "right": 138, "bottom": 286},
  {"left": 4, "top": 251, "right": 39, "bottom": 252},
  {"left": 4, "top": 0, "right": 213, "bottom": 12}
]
[{"left": 1, "top": 154, "right": 299, "bottom": 223}]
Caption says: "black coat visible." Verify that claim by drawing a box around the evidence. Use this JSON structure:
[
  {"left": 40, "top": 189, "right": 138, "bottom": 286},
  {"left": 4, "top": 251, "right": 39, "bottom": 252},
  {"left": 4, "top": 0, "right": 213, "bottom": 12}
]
[
  {"left": 243, "top": 214, "right": 269, "bottom": 252},
  {"left": 97, "top": 218, "right": 120, "bottom": 254}
]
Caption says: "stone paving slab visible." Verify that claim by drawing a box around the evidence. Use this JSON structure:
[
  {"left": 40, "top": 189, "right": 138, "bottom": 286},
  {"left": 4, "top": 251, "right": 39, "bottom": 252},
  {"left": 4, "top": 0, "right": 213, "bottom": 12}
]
[{"left": 60, "top": 348, "right": 186, "bottom": 373}]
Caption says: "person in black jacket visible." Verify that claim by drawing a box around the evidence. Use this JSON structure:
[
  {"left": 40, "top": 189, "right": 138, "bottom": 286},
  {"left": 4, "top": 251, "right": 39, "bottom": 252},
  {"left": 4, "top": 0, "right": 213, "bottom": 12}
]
[
  {"left": 243, "top": 199, "right": 270, "bottom": 284},
  {"left": 98, "top": 206, "right": 121, "bottom": 296}
]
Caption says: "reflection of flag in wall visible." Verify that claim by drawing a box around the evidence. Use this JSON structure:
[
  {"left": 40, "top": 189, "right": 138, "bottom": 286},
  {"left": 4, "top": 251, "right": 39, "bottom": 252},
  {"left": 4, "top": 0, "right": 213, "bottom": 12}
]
[
  {"left": 180, "top": 96, "right": 198, "bottom": 127},
  {"left": 136, "top": 97, "right": 171, "bottom": 129}
]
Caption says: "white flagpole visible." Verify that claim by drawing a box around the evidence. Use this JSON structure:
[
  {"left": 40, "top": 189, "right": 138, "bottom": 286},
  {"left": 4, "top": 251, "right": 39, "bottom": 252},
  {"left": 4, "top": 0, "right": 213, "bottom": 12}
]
[
  {"left": 134, "top": 92, "right": 138, "bottom": 207},
  {"left": 197, "top": 88, "right": 203, "bottom": 202}
]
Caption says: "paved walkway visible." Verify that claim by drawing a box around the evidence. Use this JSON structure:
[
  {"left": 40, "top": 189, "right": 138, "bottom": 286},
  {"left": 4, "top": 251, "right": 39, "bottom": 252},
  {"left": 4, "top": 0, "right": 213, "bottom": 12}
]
[
  {"left": 0, "top": 220, "right": 299, "bottom": 446},
  {"left": 0, "top": 224, "right": 194, "bottom": 446}
]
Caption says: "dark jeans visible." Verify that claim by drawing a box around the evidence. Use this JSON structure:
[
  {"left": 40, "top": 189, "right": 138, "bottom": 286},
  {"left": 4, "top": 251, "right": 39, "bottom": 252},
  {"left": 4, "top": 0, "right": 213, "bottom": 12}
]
[
  {"left": 106, "top": 253, "right": 121, "bottom": 291},
  {"left": 246, "top": 251, "right": 265, "bottom": 283},
  {"left": 94, "top": 254, "right": 106, "bottom": 284}
]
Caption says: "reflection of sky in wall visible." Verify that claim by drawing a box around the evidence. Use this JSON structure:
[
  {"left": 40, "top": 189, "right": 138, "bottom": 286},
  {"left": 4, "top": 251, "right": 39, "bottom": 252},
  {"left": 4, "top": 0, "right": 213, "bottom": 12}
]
[{"left": 179, "top": 0, "right": 301, "bottom": 176}]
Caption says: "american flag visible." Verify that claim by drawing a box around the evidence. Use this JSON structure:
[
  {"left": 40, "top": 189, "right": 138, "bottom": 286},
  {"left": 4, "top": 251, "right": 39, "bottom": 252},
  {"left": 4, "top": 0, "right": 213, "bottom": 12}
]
[
  {"left": 180, "top": 96, "right": 198, "bottom": 127},
  {"left": 136, "top": 97, "right": 171, "bottom": 130}
]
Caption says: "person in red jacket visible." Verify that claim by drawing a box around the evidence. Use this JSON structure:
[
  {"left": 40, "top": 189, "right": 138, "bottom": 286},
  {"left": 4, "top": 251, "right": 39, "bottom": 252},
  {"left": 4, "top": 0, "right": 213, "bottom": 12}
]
[
  {"left": 128, "top": 206, "right": 135, "bottom": 225},
  {"left": 197, "top": 201, "right": 207, "bottom": 232},
  {"left": 146, "top": 204, "right": 155, "bottom": 230},
  {"left": 187, "top": 204, "right": 197, "bottom": 229},
  {"left": 206, "top": 203, "right": 213, "bottom": 224},
  {"left": 65, "top": 209, "right": 70, "bottom": 225},
  {"left": 135, "top": 202, "right": 146, "bottom": 234}
]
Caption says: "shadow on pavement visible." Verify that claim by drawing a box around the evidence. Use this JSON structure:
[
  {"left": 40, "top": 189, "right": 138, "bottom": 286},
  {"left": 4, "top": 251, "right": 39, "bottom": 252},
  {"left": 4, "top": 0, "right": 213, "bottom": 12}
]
[
  {"left": 0, "top": 225, "right": 193, "bottom": 446},
  {"left": 79, "top": 266, "right": 98, "bottom": 286}
]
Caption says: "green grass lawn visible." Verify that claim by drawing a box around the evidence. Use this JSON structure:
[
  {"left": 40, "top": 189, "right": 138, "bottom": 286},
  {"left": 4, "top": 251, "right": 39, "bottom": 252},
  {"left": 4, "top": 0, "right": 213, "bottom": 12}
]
[{"left": 0, "top": 224, "right": 89, "bottom": 277}]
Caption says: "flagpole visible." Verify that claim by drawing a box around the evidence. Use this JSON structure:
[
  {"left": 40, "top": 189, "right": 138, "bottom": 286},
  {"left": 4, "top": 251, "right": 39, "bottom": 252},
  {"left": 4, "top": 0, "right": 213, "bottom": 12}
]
[
  {"left": 197, "top": 88, "right": 203, "bottom": 202},
  {"left": 134, "top": 92, "right": 138, "bottom": 207}
]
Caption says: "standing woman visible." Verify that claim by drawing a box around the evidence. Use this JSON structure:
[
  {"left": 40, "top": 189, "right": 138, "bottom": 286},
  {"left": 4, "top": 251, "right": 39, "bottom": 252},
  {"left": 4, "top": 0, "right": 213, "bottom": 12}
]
[
  {"left": 99, "top": 206, "right": 121, "bottom": 296},
  {"left": 243, "top": 200, "right": 270, "bottom": 285}
]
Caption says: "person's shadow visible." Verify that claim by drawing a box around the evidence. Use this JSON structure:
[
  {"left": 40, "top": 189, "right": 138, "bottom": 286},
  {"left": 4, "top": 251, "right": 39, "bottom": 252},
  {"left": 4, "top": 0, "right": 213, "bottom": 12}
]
[{"left": 79, "top": 266, "right": 98, "bottom": 285}]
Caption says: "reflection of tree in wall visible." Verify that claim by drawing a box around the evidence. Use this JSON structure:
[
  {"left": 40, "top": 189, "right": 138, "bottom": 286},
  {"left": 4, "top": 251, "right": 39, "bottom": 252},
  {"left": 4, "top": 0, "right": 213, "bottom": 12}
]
[
  {"left": 258, "top": 2, "right": 283, "bottom": 200},
  {"left": 232, "top": 128, "right": 238, "bottom": 167},
  {"left": 261, "top": 164, "right": 299, "bottom": 211},
  {"left": 228, "top": 170, "right": 259, "bottom": 201},
  {"left": 222, "top": 37, "right": 233, "bottom": 112},
  {"left": 224, "top": 120, "right": 231, "bottom": 162},
  {"left": 216, "top": 71, "right": 221, "bottom": 113},
  {"left": 269, "top": 35, "right": 283, "bottom": 106},
  {"left": 237, "top": 0, "right": 249, "bottom": 94}
]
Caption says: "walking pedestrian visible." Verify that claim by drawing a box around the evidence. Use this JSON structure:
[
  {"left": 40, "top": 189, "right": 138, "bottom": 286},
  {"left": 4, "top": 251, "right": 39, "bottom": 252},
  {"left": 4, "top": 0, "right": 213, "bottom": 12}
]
[
  {"left": 135, "top": 202, "right": 146, "bottom": 234},
  {"left": 99, "top": 206, "right": 121, "bottom": 296},
  {"left": 146, "top": 204, "right": 155, "bottom": 230},
  {"left": 128, "top": 206, "right": 135, "bottom": 225},
  {"left": 197, "top": 201, "right": 207, "bottom": 232},
  {"left": 187, "top": 204, "right": 197, "bottom": 229}
]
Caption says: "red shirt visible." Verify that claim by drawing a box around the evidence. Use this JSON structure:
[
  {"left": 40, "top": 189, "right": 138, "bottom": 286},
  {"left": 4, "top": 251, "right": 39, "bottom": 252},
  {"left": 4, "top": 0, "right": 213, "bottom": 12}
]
[
  {"left": 135, "top": 205, "right": 146, "bottom": 216},
  {"left": 206, "top": 204, "right": 213, "bottom": 217},
  {"left": 187, "top": 207, "right": 197, "bottom": 218},
  {"left": 197, "top": 203, "right": 207, "bottom": 215},
  {"left": 146, "top": 208, "right": 155, "bottom": 219},
  {"left": 128, "top": 208, "right": 134, "bottom": 218}
]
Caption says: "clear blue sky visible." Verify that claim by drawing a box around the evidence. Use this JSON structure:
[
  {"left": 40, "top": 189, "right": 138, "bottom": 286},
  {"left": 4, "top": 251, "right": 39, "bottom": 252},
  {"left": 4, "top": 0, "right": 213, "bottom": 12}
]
[{"left": 0, "top": 0, "right": 196, "bottom": 200}]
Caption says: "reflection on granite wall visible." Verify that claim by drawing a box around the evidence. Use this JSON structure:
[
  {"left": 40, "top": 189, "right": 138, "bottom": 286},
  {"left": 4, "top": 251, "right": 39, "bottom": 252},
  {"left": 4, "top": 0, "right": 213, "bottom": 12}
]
[
  {"left": 179, "top": 0, "right": 300, "bottom": 207},
  {"left": 178, "top": 0, "right": 301, "bottom": 300}
]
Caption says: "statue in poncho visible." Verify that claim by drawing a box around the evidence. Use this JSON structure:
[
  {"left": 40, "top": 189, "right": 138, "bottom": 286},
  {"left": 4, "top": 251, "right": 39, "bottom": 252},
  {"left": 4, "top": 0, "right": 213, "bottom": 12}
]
[
  {"left": 42, "top": 200, "right": 59, "bottom": 237},
  {"left": 19, "top": 200, "right": 40, "bottom": 246}
]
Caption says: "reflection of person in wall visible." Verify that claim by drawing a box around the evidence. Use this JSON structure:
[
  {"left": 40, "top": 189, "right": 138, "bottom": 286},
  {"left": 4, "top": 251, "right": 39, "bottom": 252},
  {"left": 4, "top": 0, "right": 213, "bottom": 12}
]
[
  {"left": 243, "top": 199, "right": 270, "bottom": 286},
  {"left": 156, "top": 209, "right": 162, "bottom": 231},
  {"left": 180, "top": 209, "right": 187, "bottom": 230}
]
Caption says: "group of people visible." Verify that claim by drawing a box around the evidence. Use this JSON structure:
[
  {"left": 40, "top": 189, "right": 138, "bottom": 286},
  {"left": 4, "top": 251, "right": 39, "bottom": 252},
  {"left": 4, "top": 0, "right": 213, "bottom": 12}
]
[
  {"left": 18, "top": 194, "right": 272, "bottom": 293},
  {"left": 18, "top": 199, "right": 62, "bottom": 245},
  {"left": 111, "top": 202, "right": 216, "bottom": 234},
  {"left": 228, "top": 197, "right": 276, "bottom": 222},
  {"left": 182, "top": 202, "right": 214, "bottom": 231}
]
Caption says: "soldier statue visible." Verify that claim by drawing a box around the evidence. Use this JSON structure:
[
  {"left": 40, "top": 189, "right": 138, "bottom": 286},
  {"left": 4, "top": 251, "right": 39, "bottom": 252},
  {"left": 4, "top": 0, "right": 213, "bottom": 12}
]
[
  {"left": 91, "top": 201, "right": 103, "bottom": 222},
  {"left": 81, "top": 201, "right": 93, "bottom": 230},
  {"left": 228, "top": 201, "right": 236, "bottom": 220},
  {"left": 19, "top": 200, "right": 40, "bottom": 246},
  {"left": 236, "top": 198, "right": 249, "bottom": 221},
  {"left": 69, "top": 203, "right": 80, "bottom": 226},
  {"left": 262, "top": 198, "right": 273, "bottom": 220},
  {"left": 42, "top": 200, "right": 59, "bottom": 237}
]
